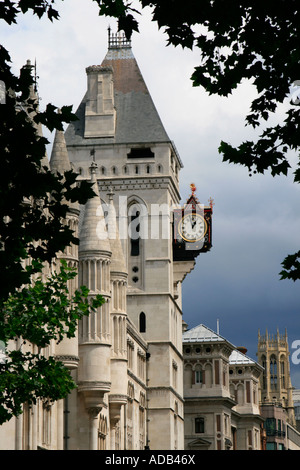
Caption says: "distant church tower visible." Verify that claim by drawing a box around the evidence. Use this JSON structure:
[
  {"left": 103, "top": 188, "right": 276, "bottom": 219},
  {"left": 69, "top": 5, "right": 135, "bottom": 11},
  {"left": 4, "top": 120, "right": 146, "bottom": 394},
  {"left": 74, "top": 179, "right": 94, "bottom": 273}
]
[{"left": 257, "top": 329, "right": 295, "bottom": 426}]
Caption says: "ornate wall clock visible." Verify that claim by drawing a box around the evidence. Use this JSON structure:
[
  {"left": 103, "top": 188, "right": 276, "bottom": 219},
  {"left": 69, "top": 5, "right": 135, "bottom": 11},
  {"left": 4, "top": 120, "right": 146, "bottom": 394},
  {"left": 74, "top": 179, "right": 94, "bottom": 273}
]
[{"left": 173, "top": 184, "right": 213, "bottom": 261}]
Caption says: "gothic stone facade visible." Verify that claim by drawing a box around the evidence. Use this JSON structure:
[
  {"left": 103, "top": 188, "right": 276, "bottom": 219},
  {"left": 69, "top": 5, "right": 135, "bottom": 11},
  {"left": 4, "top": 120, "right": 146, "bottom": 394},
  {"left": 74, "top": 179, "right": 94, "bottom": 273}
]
[{"left": 0, "top": 34, "right": 189, "bottom": 450}]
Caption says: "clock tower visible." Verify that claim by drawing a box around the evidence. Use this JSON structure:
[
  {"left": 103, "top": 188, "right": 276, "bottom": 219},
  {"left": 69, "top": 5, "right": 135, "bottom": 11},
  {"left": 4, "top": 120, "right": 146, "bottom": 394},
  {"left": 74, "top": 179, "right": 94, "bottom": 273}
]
[{"left": 63, "top": 30, "right": 213, "bottom": 450}]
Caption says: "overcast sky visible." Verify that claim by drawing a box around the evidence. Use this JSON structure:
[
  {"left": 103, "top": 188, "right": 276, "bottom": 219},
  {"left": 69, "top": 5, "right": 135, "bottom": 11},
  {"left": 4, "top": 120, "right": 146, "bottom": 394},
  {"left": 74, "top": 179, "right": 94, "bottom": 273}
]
[{"left": 3, "top": 1, "right": 300, "bottom": 388}]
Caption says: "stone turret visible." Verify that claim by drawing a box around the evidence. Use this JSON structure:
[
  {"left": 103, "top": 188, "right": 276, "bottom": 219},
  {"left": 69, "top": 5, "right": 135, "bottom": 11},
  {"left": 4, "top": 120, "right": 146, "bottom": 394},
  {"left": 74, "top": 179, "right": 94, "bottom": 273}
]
[
  {"left": 106, "top": 189, "right": 128, "bottom": 448},
  {"left": 77, "top": 161, "right": 112, "bottom": 449},
  {"left": 50, "top": 125, "right": 80, "bottom": 370},
  {"left": 50, "top": 125, "right": 71, "bottom": 174}
]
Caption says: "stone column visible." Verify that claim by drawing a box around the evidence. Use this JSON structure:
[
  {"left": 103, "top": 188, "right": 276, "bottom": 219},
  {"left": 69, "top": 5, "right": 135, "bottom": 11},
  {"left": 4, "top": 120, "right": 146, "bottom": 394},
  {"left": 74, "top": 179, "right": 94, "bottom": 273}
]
[{"left": 88, "top": 407, "right": 102, "bottom": 450}]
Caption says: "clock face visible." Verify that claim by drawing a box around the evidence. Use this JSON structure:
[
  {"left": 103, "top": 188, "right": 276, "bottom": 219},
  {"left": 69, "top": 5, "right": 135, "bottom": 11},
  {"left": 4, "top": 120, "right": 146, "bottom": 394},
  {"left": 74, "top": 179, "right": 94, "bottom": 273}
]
[{"left": 178, "top": 213, "right": 207, "bottom": 243}]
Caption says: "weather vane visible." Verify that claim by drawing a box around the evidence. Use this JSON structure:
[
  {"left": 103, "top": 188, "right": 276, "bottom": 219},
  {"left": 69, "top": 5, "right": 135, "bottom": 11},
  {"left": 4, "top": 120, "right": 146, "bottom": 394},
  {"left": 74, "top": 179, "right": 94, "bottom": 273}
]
[{"left": 190, "top": 183, "right": 196, "bottom": 195}]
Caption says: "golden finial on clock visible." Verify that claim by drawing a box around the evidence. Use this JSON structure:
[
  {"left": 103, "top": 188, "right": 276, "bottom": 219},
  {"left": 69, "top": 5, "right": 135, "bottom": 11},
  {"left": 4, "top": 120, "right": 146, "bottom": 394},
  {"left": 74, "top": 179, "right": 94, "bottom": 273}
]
[{"left": 190, "top": 183, "right": 196, "bottom": 195}]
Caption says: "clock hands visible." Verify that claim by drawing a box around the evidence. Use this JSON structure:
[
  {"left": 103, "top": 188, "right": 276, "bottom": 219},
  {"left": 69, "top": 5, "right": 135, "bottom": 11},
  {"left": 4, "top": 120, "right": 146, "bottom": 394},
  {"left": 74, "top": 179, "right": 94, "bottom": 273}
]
[{"left": 179, "top": 213, "right": 207, "bottom": 242}]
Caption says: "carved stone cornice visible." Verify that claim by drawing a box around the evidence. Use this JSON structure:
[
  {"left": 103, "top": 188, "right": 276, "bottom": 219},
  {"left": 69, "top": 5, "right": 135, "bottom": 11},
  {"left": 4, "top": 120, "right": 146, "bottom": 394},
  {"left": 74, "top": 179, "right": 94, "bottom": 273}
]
[
  {"left": 78, "top": 381, "right": 111, "bottom": 394},
  {"left": 78, "top": 382, "right": 110, "bottom": 413},
  {"left": 109, "top": 394, "right": 128, "bottom": 405},
  {"left": 55, "top": 355, "right": 79, "bottom": 370}
]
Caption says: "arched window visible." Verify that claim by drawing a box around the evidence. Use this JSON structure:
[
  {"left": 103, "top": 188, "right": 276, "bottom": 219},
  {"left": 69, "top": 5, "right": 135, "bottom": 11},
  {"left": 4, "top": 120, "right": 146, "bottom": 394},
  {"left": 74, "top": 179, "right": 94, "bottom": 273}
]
[
  {"left": 270, "top": 355, "right": 277, "bottom": 390},
  {"left": 129, "top": 209, "right": 140, "bottom": 256},
  {"left": 127, "top": 199, "right": 147, "bottom": 289},
  {"left": 195, "top": 368, "right": 203, "bottom": 384},
  {"left": 261, "top": 354, "right": 267, "bottom": 389},
  {"left": 139, "top": 312, "right": 146, "bottom": 333},
  {"left": 280, "top": 359, "right": 285, "bottom": 388}
]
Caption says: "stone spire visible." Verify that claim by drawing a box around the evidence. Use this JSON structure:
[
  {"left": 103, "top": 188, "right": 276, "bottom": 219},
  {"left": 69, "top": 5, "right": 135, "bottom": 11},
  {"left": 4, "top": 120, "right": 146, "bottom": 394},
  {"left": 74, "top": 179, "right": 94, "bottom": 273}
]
[
  {"left": 79, "top": 161, "right": 111, "bottom": 256},
  {"left": 25, "top": 59, "right": 49, "bottom": 169},
  {"left": 50, "top": 121, "right": 80, "bottom": 215},
  {"left": 77, "top": 161, "right": 112, "bottom": 448},
  {"left": 50, "top": 123, "right": 71, "bottom": 175}
]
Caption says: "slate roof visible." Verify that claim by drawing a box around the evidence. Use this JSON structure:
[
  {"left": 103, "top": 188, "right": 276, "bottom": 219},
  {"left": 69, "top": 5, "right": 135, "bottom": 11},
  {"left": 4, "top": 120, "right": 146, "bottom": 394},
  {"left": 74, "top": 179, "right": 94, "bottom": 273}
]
[
  {"left": 182, "top": 324, "right": 229, "bottom": 344},
  {"left": 183, "top": 323, "right": 261, "bottom": 367},
  {"left": 229, "top": 349, "right": 256, "bottom": 365},
  {"left": 65, "top": 45, "right": 171, "bottom": 147}
]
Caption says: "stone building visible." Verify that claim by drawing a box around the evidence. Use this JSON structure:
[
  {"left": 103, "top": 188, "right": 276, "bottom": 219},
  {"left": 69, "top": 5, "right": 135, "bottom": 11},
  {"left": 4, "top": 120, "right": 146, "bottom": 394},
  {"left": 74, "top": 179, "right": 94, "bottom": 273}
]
[
  {"left": 0, "top": 32, "right": 212, "bottom": 450},
  {"left": 183, "top": 323, "right": 264, "bottom": 450}
]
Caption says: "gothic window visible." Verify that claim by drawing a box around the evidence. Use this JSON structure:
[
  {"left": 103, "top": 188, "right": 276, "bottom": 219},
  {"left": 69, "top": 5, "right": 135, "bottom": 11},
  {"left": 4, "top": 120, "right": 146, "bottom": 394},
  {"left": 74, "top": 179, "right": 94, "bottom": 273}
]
[
  {"left": 113, "top": 316, "right": 118, "bottom": 354},
  {"left": 139, "top": 393, "right": 146, "bottom": 450},
  {"left": 127, "top": 339, "right": 134, "bottom": 370},
  {"left": 280, "top": 358, "right": 285, "bottom": 388},
  {"left": 42, "top": 401, "right": 51, "bottom": 447},
  {"left": 101, "top": 166, "right": 106, "bottom": 175},
  {"left": 261, "top": 355, "right": 267, "bottom": 389},
  {"left": 195, "top": 417, "right": 204, "bottom": 434},
  {"left": 270, "top": 355, "right": 277, "bottom": 390},
  {"left": 138, "top": 350, "right": 146, "bottom": 379},
  {"left": 172, "top": 361, "right": 178, "bottom": 388},
  {"left": 129, "top": 208, "right": 140, "bottom": 256},
  {"left": 131, "top": 237, "right": 140, "bottom": 256},
  {"left": 139, "top": 312, "right": 146, "bottom": 333},
  {"left": 127, "top": 382, "right": 134, "bottom": 421},
  {"left": 98, "top": 415, "right": 107, "bottom": 450},
  {"left": 23, "top": 402, "right": 30, "bottom": 449},
  {"left": 174, "top": 401, "right": 178, "bottom": 450},
  {"left": 127, "top": 199, "right": 146, "bottom": 289},
  {"left": 246, "top": 381, "right": 251, "bottom": 403}
]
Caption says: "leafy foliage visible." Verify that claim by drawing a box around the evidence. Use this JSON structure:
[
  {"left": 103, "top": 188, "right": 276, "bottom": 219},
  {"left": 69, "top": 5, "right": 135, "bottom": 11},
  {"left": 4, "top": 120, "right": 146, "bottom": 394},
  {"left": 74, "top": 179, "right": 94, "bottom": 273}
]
[
  {"left": 0, "top": 1, "right": 102, "bottom": 423},
  {"left": 0, "top": 52, "right": 96, "bottom": 302},
  {"left": 0, "top": 261, "right": 105, "bottom": 424},
  {"left": 0, "top": 0, "right": 61, "bottom": 24},
  {"left": 280, "top": 251, "right": 300, "bottom": 282}
]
